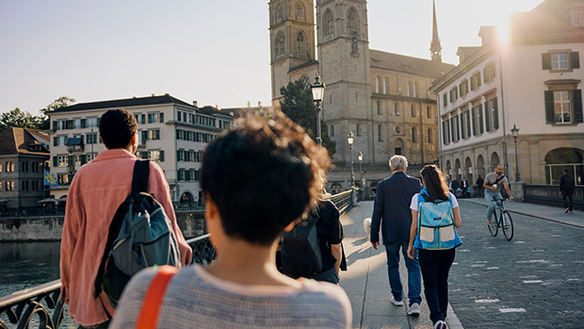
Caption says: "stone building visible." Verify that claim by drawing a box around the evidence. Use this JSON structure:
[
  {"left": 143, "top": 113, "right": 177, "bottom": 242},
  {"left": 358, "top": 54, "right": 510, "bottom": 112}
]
[
  {"left": 0, "top": 128, "right": 50, "bottom": 209},
  {"left": 430, "top": 0, "right": 584, "bottom": 187},
  {"left": 48, "top": 94, "right": 235, "bottom": 203},
  {"left": 268, "top": 0, "right": 454, "bottom": 195}
]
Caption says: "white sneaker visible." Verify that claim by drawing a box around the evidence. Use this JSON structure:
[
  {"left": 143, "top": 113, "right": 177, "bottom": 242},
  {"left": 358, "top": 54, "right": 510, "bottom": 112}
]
[
  {"left": 390, "top": 296, "right": 404, "bottom": 306},
  {"left": 434, "top": 320, "right": 448, "bottom": 329},
  {"left": 407, "top": 303, "right": 420, "bottom": 316}
]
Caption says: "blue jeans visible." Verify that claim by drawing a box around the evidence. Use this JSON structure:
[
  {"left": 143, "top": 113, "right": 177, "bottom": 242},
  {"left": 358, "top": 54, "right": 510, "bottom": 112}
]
[
  {"left": 419, "top": 248, "right": 455, "bottom": 324},
  {"left": 485, "top": 190, "right": 502, "bottom": 220},
  {"left": 384, "top": 241, "right": 422, "bottom": 305}
]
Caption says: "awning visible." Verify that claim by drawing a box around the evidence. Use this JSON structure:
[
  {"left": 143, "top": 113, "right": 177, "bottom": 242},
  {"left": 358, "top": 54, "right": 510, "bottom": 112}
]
[{"left": 66, "top": 137, "right": 82, "bottom": 146}]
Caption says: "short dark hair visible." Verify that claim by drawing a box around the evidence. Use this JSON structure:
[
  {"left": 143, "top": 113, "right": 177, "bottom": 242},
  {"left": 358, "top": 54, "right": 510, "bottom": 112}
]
[
  {"left": 564, "top": 168, "right": 570, "bottom": 174},
  {"left": 201, "top": 109, "right": 331, "bottom": 246},
  {"left": 99, "top": 109, "right": 138, "bottom": 149}
]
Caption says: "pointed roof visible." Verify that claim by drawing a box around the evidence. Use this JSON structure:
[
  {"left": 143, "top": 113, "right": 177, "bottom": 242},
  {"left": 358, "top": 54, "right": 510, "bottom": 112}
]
[
  {"left": 430, "top": 0, "right": 442, "bottom": 62},
  {"left": 0, "top": 127, "right": 50, "bottom": 156}
]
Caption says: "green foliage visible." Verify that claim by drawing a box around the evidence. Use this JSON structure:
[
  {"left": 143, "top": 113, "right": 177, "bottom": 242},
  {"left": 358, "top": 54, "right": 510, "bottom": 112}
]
[
  {"left": 0, "top": 108, "right": 44, "bottom": 132},
  {"left": 1, "top": 96, "right": 75, "bottom": 131},
  {"left": 279, "top": 80, "right": 336, "bottom": 156}
]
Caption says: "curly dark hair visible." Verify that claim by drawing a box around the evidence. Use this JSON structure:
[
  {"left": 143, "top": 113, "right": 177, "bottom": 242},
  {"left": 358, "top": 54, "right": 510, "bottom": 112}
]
[
  {"left": 201, "top": 109, "right": 331, "bottom": 246},
  {"left": 99, "top": 108, "right": 138, "bottom": 149}
]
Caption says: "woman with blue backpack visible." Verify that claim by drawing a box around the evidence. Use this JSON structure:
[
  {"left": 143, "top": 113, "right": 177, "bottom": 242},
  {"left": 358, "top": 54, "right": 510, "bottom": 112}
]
[{"left": 407, "top": 165, "right": 462, "bottom": 329}]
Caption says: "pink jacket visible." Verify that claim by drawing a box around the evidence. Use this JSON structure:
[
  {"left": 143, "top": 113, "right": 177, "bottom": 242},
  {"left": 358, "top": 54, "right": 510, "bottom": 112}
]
[{"left": 60, "top": 149, "right": 192, "bottom": 326}]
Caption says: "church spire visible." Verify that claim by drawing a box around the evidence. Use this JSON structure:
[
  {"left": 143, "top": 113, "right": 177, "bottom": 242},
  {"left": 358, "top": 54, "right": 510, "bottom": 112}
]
[{"left": 430, "top": 0, "right": 442, "bottom": 62}]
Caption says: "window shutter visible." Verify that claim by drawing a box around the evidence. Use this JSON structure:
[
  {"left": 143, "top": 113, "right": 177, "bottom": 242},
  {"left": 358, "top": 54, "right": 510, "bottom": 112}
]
[
  {"left": 478, "top": 104, "right": 484, "bottom": 133},
  {"left": 570, "top": 52, "right": 580, "bottom": 69},
  {"left": 53, "top": 156, "right": 58, "bottom": 168},
  {"left": 471, "top": 107, "right": 477, "bottom": 135},
  {"left": 492, "top": 97, "right": 499, "bottom": 130},
  {"left": 573, "top": 89, "right": 583, "bottom": 123},
  {"left": 544, "top": 90, "right": 555, "bottom": 124},
  {"left": 484, "top": 101, "right": 491, "bottom": 131},
  {"left": 460, "top": 113, "right": 465, "bottom": 139},
  {"left": 542, "top": 53, "right": 551, "bottom": 70},
  {"left": 52, "top": 121, "right": 57, "bottom": 130},
  {"left": 80, "top": 119, "right": 86, "bottom": 128},
  {"left": 160, "top": 150, "right": 165, "bottom": 162},
  {"left": 80, "top": 155, "right": 87, "bottom": 165}
]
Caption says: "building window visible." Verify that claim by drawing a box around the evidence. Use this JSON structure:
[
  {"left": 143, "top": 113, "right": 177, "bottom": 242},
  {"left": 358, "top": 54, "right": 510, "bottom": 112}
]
[
  {"left": 6, "top": 161, "right": 14, "bottom": 172},
  {"left": 571, "top": 8, "right": 584, "bottom": 26},
  {"left": 442, "top": 117, "right": 450, "bottom": 145},
  {"left": 427, "top": 106, "right": 431, "bottom": 119},
  {"left": 5, "top": 181, "right": 14, "bottom": 191},
  {"left": 483, "top": 62, "right": 496, "bottom": 83},
  {"left": 330, "top": 125, "right": 334, "bottom": 137},
  {"left": 462, "top": 110, "right": 471, "bottom": 139},
  {"left": 356, "top": 123, "right": 361, "bottom": 136},
  {"left": 449, "top": 87, "right": 458, "bottom": 102},
  {"left": 414, "top": 82, "right": 419, "bottom": 97},
  {"left": 377, "top": 101, "right": 382, "bottom": 115},
  {"left": 542, "top": 51, "right": 579, "bottom": 71},
  {"left": 443, "top": 93, "right": 448, "bottom": 107},
  {"left": 407, "top": 81, "right": 411, "bottom": 96},
  {"left": 149, "top": 129, "right": 160, "bottom": 140},
  {"left": 394, "top": 103, "right": 400, "bottom": 116},
  {"left": 470, "top": 71, "right": 482, "bottom": 91},
  {"left": 459, "top": 79, "right": 469, "bottom": 97},
  {"left": 0, "top": 162, "right": 2, "bottom": 172},
  {"left": 347, "top": 8, "right": 358, "bottom": 32},
  {"left": 378, "top": 124, "right": 383, "bottom": 141},
  {"left": 428, "top": 128, "right": 433, "bottom": 143},
  {"left": 375, "top": 77, "right": 380, "bottom": 93},
  {"left": 276, "top": 32, "right": 285, "bottom": 57},
  {"left": 296, "top": 32, "right": 305, "bottom": 57},
  {"left": 296, "top": 3, "right": 303, "bottom": 17},
  {"left": 411, "top": 105, "right": 416, "bottom": 118},
  {"left": 484, "top": 97, "right": 499, "bottom": 131},
  {"left": 86, "top": 133, "right": 98, "bottom": 144},
  {"left": 545, "top": 90, "right": 584, "bottom": 124},
  {"left": 412, "top": 127, "right": 417, "bottom": 143},
  {"left": 383, "top": 78, "right": 387, "bottom": 94},
  {"left": 324, "top": 10, "right": 334, "bottom": 37}
]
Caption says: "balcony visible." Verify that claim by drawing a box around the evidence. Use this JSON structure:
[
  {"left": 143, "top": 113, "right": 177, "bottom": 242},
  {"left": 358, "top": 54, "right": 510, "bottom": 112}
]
[{"left": 66, "top": 138, "right": 84, "bottom": 153}]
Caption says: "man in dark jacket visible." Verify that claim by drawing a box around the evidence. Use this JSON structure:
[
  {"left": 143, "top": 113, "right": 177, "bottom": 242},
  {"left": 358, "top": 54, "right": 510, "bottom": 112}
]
[
  {"left": 370, "top": 155, "right": 422, "bottom": 316},
  {"left": 476, "top": 175, "right": 485, "bottom": 198},
  {"left": 560, "top": 169, "right": 575, "bottom": 213}
]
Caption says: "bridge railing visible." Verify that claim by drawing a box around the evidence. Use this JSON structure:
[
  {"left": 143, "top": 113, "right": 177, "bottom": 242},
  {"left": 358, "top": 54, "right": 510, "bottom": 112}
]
[
  {"left": 0, "top": 192, "right": 356, "bottom": 328},
  {"left": 524, "top": 185, "right": 583, "bottom": 211}
]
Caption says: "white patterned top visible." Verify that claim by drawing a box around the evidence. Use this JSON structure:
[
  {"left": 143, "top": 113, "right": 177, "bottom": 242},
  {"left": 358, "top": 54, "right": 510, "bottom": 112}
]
[{"left": 109, "top": 264, "right": 352, "bottom": 329}]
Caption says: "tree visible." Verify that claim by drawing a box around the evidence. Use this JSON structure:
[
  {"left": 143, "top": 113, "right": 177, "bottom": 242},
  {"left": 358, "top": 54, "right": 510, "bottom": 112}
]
[
  {"left": 280, "top": 80, "right": 336, "bottom": 156},
  {"left": 0, "top": 108, "right": 44, "bottom": 132},
  {"left": 38, "top": 96, "right": 76, "bottom": 130}
]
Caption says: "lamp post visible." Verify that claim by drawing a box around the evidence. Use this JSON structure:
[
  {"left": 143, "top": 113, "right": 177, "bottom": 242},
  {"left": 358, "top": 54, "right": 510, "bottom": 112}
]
[
  {"left": 511, "top": 124, "right": 520, "bottom": 182},
  {"left": 347, "top": 131, "right": 355, "bottom": 187},
  {"left": 358, "top": 152, "right": 363, "bottom": 188},
  {"left": 311, "top": 75, "right": 326, "bottom": 146}
]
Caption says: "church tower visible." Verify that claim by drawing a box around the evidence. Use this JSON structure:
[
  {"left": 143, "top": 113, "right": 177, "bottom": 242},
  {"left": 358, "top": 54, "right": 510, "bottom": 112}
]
[
  {"left": 430, "top": 0, "right": 442, "bottom": 62},
  {"left": 316, "top": 0, "right": 372, "bottom": 165},
  {"left": 269, "top": 0, "right": 316, "bottom": 105}
]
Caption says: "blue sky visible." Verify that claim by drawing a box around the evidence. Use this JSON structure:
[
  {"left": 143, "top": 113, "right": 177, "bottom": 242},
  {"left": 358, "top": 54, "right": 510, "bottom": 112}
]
[{"left": 0, "top": 0, "right": 544, "bottom": 115}]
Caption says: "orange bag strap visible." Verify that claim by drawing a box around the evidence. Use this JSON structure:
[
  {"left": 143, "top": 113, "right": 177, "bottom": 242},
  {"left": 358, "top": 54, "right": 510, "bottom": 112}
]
[{"left": 136, "top": 265, "right": 180, "bottom": 329}]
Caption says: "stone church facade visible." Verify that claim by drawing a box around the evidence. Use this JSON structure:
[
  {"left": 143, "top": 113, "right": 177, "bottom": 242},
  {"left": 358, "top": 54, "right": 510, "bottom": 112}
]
[{"left": 268, "top": 0, "right": 454, "bottom": 195}]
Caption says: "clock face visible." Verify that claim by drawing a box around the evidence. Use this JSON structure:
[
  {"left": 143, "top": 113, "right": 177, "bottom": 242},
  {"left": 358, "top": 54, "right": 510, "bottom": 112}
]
[{"left": 395, "top": 126, "right": 401, "bottom": 133}]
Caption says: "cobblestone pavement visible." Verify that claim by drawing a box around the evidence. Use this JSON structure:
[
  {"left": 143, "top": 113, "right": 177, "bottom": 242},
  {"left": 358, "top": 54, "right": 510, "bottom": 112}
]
[{"left": 450, "top": 200, "right": 584, "bottom": 328}]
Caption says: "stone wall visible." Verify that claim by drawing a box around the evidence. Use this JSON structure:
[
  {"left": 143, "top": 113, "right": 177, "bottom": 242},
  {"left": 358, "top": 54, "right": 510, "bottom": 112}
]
[{"left": 0, "top": 210, "right": 207, "bottom": 242}]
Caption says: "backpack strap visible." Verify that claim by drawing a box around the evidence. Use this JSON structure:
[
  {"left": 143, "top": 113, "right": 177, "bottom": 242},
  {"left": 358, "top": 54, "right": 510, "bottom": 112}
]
[
  {"left": 94, "top": 160, "right": 150, "bottom": 299},
  {"left": 136, "top": 266, "right": 179, "bottom": 329},
  {"left": 132, "top": 160, "right": 150, "bottom": 194},
  {"left": 493, "top": 175, "right": 505, "bottom": 185}
]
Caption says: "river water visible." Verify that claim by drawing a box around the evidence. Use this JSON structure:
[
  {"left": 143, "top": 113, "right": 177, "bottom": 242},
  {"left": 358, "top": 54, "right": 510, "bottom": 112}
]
[{"left": 0, "top": 242, "right": 76, "bottom": 328}]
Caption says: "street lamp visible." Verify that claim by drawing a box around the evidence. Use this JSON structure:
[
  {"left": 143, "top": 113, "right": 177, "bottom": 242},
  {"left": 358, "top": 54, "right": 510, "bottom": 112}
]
[
  {"left": 511, "top": 124, "right": 520, "bottom": 182},
  {"left": 311, "top": 74, "right": 325, "bottom": 146},
  {"left": 347, "top": 131, "right": 355, "bottom": 187},
  {"left": 358, "top": 152, "right": 363, "bottom": 188}
]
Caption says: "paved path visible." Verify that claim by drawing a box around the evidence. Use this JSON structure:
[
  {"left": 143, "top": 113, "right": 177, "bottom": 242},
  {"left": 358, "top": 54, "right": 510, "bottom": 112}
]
[
  {"left": 339, "top": 201, "right": 464, "bottom": 329},
  {"left": 340, "top": 199, "right": 584, "bottom": 328}
]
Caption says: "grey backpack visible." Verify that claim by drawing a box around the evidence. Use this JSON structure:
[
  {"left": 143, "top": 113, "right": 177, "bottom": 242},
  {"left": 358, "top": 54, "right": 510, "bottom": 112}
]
[{"left": 94, "top": 160, "right": 181, "bottom": 309}]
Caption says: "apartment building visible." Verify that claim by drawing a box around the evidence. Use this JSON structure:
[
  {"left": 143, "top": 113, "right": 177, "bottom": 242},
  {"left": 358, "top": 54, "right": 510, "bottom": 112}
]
[
  {"left": 0, "top": 128, "right": 50, "bottom": 209},
  {"left": 48, "top": 94, "right": 235, "bottom": 203},
  {"left": 430, "top": 0, "right": 584, "bottom": 186}
]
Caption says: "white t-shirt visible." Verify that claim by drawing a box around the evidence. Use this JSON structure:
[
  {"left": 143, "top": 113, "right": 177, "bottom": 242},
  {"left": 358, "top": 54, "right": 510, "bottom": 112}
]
[{"left": 410, "top": 192, "right": 459, "bottom": 211}]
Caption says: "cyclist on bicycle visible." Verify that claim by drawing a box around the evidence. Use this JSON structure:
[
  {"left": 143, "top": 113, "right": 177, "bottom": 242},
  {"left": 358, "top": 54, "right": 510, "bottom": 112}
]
[{"left": 483, "top": 164, "right": 514, "bottom": 226}]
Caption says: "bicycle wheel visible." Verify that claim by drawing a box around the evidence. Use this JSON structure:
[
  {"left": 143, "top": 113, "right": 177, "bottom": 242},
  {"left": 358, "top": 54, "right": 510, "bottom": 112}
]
[
  {"left": 488, "top": 210, "right": 498, "bottom": 236},
  {"left": 501, "top": 211, "right": 514, "bottom": 241}
]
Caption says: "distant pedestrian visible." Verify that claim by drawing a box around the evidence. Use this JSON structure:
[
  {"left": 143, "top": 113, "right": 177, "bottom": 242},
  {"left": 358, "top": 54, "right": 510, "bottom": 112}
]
[
  {"left": 476, "top": 175, "right": 484, "bottom": 198},
  {"left": 408, "top": 165, "right": 462, "bottom": 329},
  {"left": 370, "top": 155, "right": 422, "bottom": 316},
  {"left": 560, "top": 169, "right": 575, "bottom": 213},
  {"left": 449, "top": 177, "right": 459, "bottom": 194}
]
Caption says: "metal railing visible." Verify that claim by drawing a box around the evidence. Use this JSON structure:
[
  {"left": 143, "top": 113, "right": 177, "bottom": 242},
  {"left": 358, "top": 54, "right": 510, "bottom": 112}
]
[
  {"left": 524, "top": 185, "right": 584, "bottom": 211},
  {"left": 0, "top": 192, "right": 356, "bottom": 328}
]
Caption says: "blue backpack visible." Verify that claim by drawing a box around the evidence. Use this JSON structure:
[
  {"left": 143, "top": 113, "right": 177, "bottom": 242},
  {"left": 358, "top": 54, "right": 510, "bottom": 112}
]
[
  {"left": 413, "top": 190, "right": 462, "bottom": 250},
  {"left": 94, "top": 160, "right": 181, "bottom": 309}
]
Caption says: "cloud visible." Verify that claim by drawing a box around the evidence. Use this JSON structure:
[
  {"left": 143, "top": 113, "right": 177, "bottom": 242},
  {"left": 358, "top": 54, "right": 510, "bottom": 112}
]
[{"left": 27, "top": 76, "right": 60, "bottom": 88}]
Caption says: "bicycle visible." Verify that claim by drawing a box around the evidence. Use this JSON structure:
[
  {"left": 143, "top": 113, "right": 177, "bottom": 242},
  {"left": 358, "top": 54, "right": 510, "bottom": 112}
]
[{"left": 488, "top": 197, "right": 514, "bottom": 241}]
